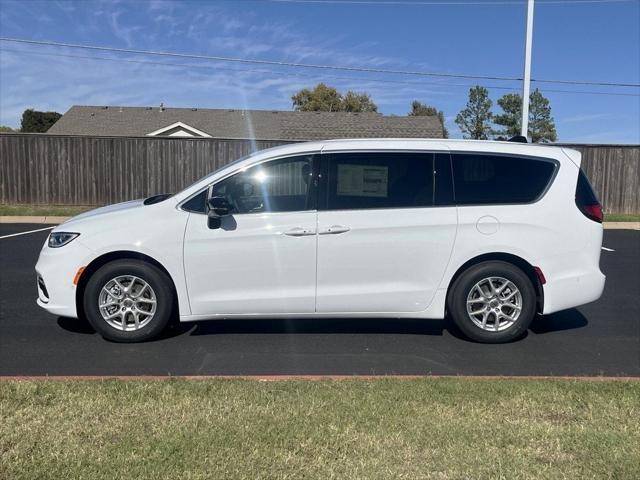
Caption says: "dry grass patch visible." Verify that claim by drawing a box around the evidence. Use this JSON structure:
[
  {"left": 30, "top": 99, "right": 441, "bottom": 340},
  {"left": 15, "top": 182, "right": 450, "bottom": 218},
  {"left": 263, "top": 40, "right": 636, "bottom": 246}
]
[{"left": 1, "top": 378, "right": 639, "bottom": 479}]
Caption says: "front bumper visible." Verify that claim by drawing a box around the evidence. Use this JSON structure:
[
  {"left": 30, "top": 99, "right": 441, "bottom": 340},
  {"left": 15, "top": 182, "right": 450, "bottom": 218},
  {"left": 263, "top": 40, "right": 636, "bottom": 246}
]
[{"left": 35, "top": 239, "right": 93, "bottom": 318}]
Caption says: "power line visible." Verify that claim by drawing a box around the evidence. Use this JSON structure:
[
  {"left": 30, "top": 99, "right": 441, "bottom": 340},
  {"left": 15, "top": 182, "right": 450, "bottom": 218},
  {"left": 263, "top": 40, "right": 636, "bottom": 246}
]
[
  {"left": 267, "top": 0, "right": 639, "bottom": 5},
  {"left": 2, "top": 46, "right": 638, "bottom": 97},
  {"left": 1, "top": 37, "right": 638, "bottom": 88}
]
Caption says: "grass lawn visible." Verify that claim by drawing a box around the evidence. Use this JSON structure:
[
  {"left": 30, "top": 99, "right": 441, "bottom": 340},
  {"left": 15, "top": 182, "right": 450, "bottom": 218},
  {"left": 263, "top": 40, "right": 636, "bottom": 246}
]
[
  {"left": 0, "top": 204, "right": 95, "bottom": 217},
  {"left": 1, "top": 378, "right": 638, "bottom": 480},
  {"left": 604, "top": 213, "right": 640, "bottom": 222}
]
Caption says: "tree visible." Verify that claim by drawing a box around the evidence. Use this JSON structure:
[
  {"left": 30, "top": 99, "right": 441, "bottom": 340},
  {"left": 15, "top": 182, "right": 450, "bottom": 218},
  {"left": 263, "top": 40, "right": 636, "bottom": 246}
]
[
  {"left": 20, "top": 109, "right": 62, "bottom": 133},
  {"left": 494, "top": 89, "right": 557, "bottom": 143},
  {"left": 0, "top": 126, "right": 15, "bottom": 133},
  {"left": 492, "top": 93, "right": 521, "bottom": 140},
  {"left": 528, "top": 89, "right": 557, "bottom": 143},
  {"left": 341, "top": 91, "right": 378, "bottom": 113},
  {"left": 455, "top": 86, "right": 493, "bottom": 140},
  {"left": 292, "top": 83, "right": 378, "bottom": 112},
  {"left": 409, "top": 100, "right": 448, "bottom": 138}
]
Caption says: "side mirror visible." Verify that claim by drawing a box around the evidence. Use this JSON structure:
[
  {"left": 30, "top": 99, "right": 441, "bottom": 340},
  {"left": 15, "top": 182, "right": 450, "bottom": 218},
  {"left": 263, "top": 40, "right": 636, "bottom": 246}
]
[{"left": 207, "top": 196, "right": 231, "bottom": 229}]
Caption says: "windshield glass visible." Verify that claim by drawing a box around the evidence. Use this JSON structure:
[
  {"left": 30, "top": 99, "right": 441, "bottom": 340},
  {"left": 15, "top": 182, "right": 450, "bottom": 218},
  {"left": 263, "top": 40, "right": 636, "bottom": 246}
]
[{"left": 178, "top": 153, "right": 254, "bottom": 194}]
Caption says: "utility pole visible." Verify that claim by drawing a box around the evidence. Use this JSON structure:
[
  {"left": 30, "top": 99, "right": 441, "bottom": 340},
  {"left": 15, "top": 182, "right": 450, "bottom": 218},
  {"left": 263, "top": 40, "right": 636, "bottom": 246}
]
[{"left": 521, "top": 0, "right": 535, "bottom": 139}]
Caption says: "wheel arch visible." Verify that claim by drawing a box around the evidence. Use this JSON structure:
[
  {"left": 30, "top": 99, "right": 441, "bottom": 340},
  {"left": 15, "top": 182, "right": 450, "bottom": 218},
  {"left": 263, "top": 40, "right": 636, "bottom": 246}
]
[
  {"left": 445, "top": 252, "right": 544, "bottom": 313},
  {"left": 75, "top": 250, "right": 179, "bottom": 321}
]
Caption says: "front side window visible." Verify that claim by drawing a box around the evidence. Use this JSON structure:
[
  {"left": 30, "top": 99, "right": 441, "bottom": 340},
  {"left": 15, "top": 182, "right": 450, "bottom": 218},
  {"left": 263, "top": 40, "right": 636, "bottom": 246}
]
[
  {"left": 451, "top": 153, "right": 557, "bottom": 205},
  {"left": 323, "top": 152, "right": 443, "bottom": 210},
  {"left": 210, "top": 154, "right": 315, "bottom": 214}
]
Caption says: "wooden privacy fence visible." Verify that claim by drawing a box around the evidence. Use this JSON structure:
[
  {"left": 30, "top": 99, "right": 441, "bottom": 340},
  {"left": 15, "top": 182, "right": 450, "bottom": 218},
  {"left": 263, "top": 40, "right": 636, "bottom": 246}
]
[
  {"left": 0, "top": 134, "right": 289, "bottom": 206},
  {"left": 1, "top": 134, "right": 638, "bottom": 213},
  {"left": 554, "top": 144, "right": 639, "bottom": 215}
]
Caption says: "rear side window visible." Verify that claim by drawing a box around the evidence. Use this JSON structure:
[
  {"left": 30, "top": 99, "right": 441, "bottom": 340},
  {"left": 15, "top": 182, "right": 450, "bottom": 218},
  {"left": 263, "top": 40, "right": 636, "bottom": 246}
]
[
  {"left": 451, "top": 153, "right": 556, "bottom": 205},
  {"left": 323, "top": 152, "right": 451, "bottom": 210}
]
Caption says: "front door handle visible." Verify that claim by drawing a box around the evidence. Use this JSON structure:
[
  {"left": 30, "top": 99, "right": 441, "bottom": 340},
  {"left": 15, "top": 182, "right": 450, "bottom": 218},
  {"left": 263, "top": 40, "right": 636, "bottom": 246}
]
[
  {"left": 284, "top": 227, "right": 316, "bottom": 237},
  {"left": 319, "top": 225, "right": 351, "bottom": 235}
]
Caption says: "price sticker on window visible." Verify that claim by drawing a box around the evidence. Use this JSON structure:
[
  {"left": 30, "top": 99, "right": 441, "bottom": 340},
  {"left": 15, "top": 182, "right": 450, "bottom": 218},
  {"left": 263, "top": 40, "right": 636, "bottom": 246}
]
[{"left": 337, "top": 164, "right": 388, "bottom": 197}]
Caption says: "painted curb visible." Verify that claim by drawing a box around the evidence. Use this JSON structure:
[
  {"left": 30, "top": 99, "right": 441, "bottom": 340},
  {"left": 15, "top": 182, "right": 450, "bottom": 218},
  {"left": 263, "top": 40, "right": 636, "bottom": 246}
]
[
  {"left": 1, "top": 216, "right": 639, "bottom": 229},
  {"left": 0, "top": 375, "right": 640, "bottom": 382},
  {"left": 0, "top": 375, "right": 638, "bottom": 382}
]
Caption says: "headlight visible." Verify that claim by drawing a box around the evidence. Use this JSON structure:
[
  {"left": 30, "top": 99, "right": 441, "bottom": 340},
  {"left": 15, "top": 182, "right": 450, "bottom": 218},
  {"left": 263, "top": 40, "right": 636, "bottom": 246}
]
[{"left": 48, "top": 232, "right": 80, "bottom": 248}]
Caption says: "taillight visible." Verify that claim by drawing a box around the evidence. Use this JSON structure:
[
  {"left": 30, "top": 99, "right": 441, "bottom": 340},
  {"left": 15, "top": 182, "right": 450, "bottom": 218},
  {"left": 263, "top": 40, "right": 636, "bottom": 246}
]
[
  {"left": 579, "top": 203, "right": 603, "bottom": 223},
  {"left": 575, "top": 170, "right": 603, "bottom": 223}
]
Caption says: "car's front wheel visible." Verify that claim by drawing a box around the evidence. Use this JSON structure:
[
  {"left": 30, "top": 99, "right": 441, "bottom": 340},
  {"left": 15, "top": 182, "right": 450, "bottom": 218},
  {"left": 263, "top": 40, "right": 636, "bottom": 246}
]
[
  {"left": 448, "top": 261, "right": 537, "bottom": 343},
  {"left": 83, "top": 259, "right": 174, "bottom": 342}
]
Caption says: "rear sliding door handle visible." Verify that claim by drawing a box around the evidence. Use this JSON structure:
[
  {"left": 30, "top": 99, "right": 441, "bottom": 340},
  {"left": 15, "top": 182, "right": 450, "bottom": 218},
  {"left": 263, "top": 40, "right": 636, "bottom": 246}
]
[
  {"left": 284, "top": 227, "right": 316, "bottom": 237},
  {"left": 319, "top": 225, "right": 351, "bottom": 235}
]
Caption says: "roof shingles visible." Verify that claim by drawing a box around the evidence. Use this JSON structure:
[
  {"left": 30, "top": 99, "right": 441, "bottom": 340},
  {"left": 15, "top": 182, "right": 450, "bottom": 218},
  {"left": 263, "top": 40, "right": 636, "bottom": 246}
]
[{"left": 47, "top": 106, "right": 444, "bottom": 140}]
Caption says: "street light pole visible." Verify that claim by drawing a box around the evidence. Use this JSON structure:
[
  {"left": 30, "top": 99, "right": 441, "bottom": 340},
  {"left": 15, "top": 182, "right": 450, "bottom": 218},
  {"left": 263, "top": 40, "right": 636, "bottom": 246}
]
[{"left": 521, "top": 0, "right": 535, "bottom": 139}]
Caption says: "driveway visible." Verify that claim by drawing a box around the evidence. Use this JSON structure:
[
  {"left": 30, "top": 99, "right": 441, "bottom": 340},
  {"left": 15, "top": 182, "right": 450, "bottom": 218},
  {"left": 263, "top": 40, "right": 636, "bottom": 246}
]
[{"left": 1, "top": 224, "right": 638, "bottom": 376}]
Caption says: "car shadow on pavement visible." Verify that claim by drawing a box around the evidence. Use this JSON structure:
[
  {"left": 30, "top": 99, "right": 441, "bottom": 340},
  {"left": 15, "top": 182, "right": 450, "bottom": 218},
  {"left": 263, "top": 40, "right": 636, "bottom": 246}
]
[
  {"left": 57, "top": 316, "right": 96, "bottom": 335},
  {"left": 529, "top": 308, "right": 588, "bottom": 334},
  {"left": 56, "top": 308, "right": 588, "bottom": 342},
  {"left": 56, "top": 316, "right": 197, "bottom": 341},
  {"left": 188, "top": 317, "right": 453, "bottom": 337}
]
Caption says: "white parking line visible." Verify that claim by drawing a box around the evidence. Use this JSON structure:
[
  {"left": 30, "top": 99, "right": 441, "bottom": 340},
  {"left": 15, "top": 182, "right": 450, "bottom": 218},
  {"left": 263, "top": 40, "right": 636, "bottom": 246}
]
[
  {"left": 602, "top": 247, "right": 615, "bottom": 252},
  {"left": 0, "top": 226, "right": 54, "bottom": 240}
]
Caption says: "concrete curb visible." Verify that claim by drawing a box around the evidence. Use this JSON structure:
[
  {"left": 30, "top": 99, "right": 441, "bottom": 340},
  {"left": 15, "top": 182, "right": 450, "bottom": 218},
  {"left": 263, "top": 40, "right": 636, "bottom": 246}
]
[
  {"left": 604, "top": 221, "right": 640, "bottom": 230},
  {"left": 0, "top": 216, "right": 70, "bottom": 224},
  {"left": 2, "top": 216, "right": 638, "bottom": 229}
]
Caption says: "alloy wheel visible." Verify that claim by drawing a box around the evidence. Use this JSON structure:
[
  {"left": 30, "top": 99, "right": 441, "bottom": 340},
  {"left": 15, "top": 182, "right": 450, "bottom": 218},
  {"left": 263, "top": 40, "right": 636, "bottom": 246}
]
[
  {"left": 466, "top": 276, "right": 522, "bottom": 332},
  {"left": 98, "top": 275, "right": 157, "bottom": 331}
]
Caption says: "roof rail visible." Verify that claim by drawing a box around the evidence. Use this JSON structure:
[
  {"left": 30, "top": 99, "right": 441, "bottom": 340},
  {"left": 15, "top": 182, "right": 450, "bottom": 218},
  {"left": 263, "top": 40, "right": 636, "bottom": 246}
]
[{"left": 508, "top": 135, "right": 528, "bottom": 143}]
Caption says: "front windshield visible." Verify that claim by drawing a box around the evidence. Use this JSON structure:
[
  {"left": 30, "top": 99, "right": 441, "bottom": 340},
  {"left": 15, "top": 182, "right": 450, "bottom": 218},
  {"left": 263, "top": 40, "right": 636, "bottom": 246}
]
[{"left": 178, "top": 153, "right": 254, "bottom": 194}]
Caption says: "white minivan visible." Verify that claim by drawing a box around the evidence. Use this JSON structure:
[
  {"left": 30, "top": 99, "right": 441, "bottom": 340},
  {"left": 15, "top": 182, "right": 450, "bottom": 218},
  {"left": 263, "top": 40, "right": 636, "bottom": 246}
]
[{"left": 35, "top": 139, "right": 605, "bottom": 343}]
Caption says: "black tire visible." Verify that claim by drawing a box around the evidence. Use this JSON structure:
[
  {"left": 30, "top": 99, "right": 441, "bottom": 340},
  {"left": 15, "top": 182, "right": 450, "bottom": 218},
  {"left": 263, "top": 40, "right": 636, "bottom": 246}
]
[
  {"left": 83, "top": 259, "right": 174, "bottom": 342},
  {"left": 448, "top": 261, "right": 536, "bottom": 343}
]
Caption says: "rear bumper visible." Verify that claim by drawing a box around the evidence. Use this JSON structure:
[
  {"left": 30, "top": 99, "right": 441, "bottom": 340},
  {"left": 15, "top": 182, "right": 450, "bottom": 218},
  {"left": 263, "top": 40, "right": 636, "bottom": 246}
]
[{"left": 542, "top": 269, "right": 606, "bottom": 314}]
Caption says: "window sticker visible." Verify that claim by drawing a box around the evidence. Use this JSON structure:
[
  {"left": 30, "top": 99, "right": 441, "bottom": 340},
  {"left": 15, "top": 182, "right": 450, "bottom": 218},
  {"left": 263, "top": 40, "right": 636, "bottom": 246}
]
[{"left": 336, "top": 164, "right": 388, "bottom": 197}]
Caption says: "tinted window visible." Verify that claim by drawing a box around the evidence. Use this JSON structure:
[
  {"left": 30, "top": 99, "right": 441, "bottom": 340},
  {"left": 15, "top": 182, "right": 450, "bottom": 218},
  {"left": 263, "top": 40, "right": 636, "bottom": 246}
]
[
  {"left": 182, "top": 189, "right": 208, "bottom": 213},
  {"left": 452, "top": 153, "right": 556, "bottom": 205},
  {"left": 211, "top": 155, "right": 315, "bottom": 214},
  {"left": 324, "top": 152, "right": 441, "bottom": 210}
]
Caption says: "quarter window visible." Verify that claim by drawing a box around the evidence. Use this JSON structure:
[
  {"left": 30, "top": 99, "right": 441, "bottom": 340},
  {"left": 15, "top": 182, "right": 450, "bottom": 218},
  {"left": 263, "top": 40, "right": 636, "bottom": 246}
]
[
  {"left": 324, "top": 152, "right": 449, "bottom": 210},
  {"left": 181, "top": 189, "right": 208, "bottom": 213},
  {"left": 210, "top": 155, "right": 315, "bottom": 214},
  {"left": 451, "top": 153, "right": 556, "bottom": 205}
]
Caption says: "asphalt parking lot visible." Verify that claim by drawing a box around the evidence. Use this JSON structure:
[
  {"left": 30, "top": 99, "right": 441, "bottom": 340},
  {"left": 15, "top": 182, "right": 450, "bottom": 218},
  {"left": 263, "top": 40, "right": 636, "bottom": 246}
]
[{"left": 0, "top": 223, "right": 638, "bottom": 377}]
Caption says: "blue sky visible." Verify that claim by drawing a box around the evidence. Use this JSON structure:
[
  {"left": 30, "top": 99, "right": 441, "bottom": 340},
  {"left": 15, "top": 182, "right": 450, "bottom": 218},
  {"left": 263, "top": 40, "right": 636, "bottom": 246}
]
[{"left": 1, "top": 0, "right": 638, "bottom": 142}]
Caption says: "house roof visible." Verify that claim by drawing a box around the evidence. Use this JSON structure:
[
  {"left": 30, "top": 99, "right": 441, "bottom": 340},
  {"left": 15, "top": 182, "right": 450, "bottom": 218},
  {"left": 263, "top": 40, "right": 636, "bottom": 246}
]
[{"left": 47, "top": 105, "right": 444, "bottom": 140}]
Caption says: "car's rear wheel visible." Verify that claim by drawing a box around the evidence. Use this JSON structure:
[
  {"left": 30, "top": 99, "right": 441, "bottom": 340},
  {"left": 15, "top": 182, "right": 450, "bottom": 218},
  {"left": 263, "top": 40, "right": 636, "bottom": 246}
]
[
  {"left": 448, "top": 261, "right": 536, "bottom": 343},
  {"left": 83, "top": 259, "right": 174, "bottom": 342}
]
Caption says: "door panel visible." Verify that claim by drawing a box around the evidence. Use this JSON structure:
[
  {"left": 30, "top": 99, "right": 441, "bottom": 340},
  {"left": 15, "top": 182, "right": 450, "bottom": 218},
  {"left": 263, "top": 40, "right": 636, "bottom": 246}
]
[
  {"left": 184, "top": 211, "right": 317, "bottom": 315},
  {"left": 182, "top": 153, "right": 319, "bottom": 316},
  {"left": 316, "top": 208, "right": 457, "bottom": 312},
  {"left": 316, "top": 151, "right": 457, "bottom": 313}
]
